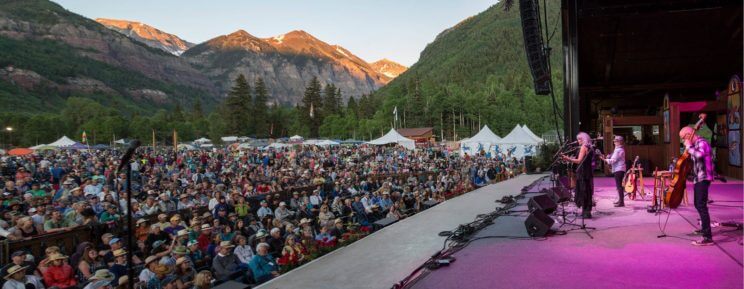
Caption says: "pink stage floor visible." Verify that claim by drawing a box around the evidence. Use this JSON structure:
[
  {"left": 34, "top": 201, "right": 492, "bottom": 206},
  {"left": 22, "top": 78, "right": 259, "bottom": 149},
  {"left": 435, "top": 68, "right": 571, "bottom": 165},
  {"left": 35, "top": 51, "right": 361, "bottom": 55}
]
[{"left": 409, "top": 177, "right": 744, "bottom": 289}]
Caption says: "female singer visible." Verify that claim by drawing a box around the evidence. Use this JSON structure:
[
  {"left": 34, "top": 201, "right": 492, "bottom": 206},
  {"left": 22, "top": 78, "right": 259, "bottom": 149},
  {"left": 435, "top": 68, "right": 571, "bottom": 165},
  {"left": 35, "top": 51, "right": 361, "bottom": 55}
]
[{"left": 561, "top": 132, "right": 595, "bottom": 218}]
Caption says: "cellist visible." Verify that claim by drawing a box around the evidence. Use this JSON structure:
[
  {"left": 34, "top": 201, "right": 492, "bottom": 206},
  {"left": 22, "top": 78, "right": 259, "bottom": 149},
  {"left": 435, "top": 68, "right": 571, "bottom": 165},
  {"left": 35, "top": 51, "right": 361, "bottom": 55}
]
[{"left": 679, "top": 126, "right": 715, "bottom": 246}]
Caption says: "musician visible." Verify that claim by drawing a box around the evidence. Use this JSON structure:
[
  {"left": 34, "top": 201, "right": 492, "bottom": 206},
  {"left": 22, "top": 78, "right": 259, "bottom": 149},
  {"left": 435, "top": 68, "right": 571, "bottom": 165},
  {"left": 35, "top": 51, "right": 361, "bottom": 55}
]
[
  {"left": 679, "top": 126, "right": 715, "bottom": 246},
  {"left": 601, "top": 136, "right": 626, "bottom": 207},
  {"left": 561, "top": 132, "right": 595, "bottom": 218}
]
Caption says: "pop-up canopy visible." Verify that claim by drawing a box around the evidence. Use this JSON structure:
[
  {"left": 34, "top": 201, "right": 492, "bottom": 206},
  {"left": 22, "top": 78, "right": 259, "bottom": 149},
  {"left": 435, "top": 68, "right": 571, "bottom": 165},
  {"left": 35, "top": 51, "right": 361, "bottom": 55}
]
[{"left": 367, "top": 129, "right": 416, "bottom": 150}]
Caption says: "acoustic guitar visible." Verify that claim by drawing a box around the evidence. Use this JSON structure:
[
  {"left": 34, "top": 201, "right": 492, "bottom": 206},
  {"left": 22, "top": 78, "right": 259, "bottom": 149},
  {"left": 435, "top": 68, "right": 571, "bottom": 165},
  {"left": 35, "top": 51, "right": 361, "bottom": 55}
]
[{"left": 623, "top": 156, "right": 640, "bottom": 195}]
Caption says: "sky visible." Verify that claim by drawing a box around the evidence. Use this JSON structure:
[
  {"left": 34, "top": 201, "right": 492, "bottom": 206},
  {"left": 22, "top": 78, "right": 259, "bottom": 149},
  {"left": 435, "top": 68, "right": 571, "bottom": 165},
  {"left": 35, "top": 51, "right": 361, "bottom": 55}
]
[{"left": 52, "top": 0, "right": 497, "bottom": 66}]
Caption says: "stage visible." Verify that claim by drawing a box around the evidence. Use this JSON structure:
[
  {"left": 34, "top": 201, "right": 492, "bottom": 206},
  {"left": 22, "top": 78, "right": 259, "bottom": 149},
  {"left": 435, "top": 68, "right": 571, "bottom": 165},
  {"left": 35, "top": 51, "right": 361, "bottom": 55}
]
[
  {"left": 409, "top": 177, "right": 744, "bottom": 289},
  {"left": 256, "top": 174, "right": 547, "bottom": 289}
]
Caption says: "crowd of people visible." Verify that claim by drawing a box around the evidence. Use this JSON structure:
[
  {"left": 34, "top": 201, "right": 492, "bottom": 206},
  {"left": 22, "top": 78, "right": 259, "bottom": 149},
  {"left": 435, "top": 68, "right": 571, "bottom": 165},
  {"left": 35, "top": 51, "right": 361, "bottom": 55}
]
[{"left": 0, "top": 144, "right": 522, "bottom": 288}]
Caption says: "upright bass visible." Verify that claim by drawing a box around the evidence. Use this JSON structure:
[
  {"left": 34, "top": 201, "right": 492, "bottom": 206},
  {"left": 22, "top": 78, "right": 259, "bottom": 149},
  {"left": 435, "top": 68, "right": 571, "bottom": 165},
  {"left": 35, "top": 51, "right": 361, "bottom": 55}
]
[{"left": 664, "top": 113, "right": 706, "bottom": 209}]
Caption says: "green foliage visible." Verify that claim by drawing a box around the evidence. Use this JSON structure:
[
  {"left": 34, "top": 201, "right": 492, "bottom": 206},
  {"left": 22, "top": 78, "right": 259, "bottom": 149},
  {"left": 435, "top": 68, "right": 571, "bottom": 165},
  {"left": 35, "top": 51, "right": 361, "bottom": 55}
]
[
  {"left": 223, "top": 74, "right": 252, "bottom": 135},
  {"left": 301, "top": 77, "right": 324, "bottom": 137},
  {"left": 253, "top": 78, "right": 269, "bottom": 138},
  {"left": 359, "top": 2, "right": 563, "bottom": 140}
]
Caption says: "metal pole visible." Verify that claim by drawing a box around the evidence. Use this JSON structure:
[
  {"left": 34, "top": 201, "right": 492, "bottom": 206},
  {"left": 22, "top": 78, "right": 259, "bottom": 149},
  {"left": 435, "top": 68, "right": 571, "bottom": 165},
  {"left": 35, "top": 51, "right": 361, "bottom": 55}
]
[{"left": 126, "top": 163, "right": 134, "bottom": 289}]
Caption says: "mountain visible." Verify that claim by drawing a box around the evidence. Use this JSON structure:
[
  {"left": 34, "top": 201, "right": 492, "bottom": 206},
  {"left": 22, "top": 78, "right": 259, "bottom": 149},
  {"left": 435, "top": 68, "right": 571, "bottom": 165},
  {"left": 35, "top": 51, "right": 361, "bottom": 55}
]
[
  {"left": 183, "top": 29, "right": 389, "bottom": 105},
  {"left": 0, "top": 0, "right": 217, "bottom": 113},
  {"left": 362, "top": 1, "right": 563, "bottom": 138},
  {"left": 95, "top": 18, "right": 194, "bottom": 55},
  {"left": 371, "top": 59, "right": 407, "bottom": 78}
]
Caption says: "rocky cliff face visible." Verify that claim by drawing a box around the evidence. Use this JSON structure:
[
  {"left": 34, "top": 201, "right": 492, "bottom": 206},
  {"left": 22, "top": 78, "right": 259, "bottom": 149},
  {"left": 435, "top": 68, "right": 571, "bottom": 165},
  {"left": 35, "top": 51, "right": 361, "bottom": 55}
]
[
  {"left": 183, "top": 30, "right": 389, "bottom": 105},
  {"left": 0, "top": 0, "right": 217, "bottom": 108},
  {"left": 371, "top": 59, "right": 407, "bottom": 78},
  {"left": 95, "top": 18, "right": 194, "bottom": 55}
]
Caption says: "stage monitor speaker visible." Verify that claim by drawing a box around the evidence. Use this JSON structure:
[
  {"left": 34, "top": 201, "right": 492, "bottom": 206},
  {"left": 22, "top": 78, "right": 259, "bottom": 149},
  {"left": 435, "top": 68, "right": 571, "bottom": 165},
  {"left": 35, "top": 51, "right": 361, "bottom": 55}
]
[
  {"left": 543, "top": 187, "right": 571, "bottom": 203},
  {"left": 519, "top": 0, "right": 551, "bottom": 95},
  {"left": 212, "top": 281, "right": 250, "bottom": 289},
  {"left": 525, "top": 209, "right": 554, "bottom": 237},
  {"left": 528, "top": 194, "right": 557, "bottom": 214}
]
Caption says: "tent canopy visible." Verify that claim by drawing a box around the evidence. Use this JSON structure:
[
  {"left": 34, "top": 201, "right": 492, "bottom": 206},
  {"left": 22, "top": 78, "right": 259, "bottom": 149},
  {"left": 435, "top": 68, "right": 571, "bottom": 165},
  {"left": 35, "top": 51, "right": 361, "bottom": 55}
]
[
  {"left": 459, "top": 125, "right": 502, "bottom": 156},
  {"left": 289, "top": 135, "right": 304, "bottom": 141},
  {"left": 498, "top": 125, "right": 540, "bottom": 145},
  {"left": 48, "top": 136, "right": 77, "bottom": 147},
  {"left": 193, "top": 137, "right": 211, "bottom": 144},
  {"left": 221, "top": 136, "right": 238, "bottom": 142},
  {"left": 521, "top": 124, "right": 544, "bottom": 143},
  {"left": 302, "top": 139, "right": 340, "bottom": 146},
  {"left": 367, "top": 129, "right": 416, "bottom": 150}
]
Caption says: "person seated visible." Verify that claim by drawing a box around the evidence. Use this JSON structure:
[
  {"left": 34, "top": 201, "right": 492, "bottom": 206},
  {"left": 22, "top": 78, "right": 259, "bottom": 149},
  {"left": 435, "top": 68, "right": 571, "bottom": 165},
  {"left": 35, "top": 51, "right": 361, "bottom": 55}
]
[
  {"left": 211, "top": 241, "right": 243, "bottom": 283},
  {"left": 248, "top": 243, "right": 278, "bottom": 285},
  {"left": 3, "top": 264, "right": 46, "bottom": 289},
  {"left": 314, "top": 226, "right": 337, "bottom": 248},
  {"left": 42, "top": 253, "right": 77, "bottom": 289},
  {"left": 277, "top": 235, "right": 305, "bottom": 267}
]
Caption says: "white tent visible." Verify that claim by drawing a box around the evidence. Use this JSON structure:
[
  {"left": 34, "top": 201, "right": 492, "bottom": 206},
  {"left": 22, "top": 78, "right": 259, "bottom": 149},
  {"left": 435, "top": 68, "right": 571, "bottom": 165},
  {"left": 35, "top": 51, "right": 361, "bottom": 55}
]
[
  {"left": 114, "top": 139, "right": 127, "bottom": 144},
  {"left": 521, "top": 124, "right": 544, "bottom": 143},
  {"left": 367, "top": 129, "right": 416, "bottom": 150},
  {"left": 497, "top": 125, "right": 541, "bottom": 158},
  {"left": 177, "top": 144, "right": 196, "bottom": 150},
  {"left": 48, "top": 136, "right": 77, "bottom": 147},
  {"left": 30, "top": 144, "right": 47, "bottom": 150},
  {"left": 460, "top": 125, "right": 502, "bottom": 157},
  {"left": 303, "top": 139, "right": 340, "bottom": 146},
  {"left": 193, "top": 137, "right": 211, "bottom": 144},
  {"left": 221, "top": 136, "right": 238, "bottom": 143},
  {"left": 289, "top": 135, "right": 304, "bottom": 141}
]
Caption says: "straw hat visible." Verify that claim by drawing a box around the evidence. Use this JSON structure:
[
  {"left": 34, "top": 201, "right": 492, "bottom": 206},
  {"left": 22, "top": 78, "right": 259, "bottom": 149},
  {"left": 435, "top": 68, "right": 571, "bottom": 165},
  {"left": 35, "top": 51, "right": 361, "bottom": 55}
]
[
  {"left": 299, "top": 218, "right": 312, "bottom": 225},
  {"left": 112, "top": 249, "right": 127, "bottom": 257},
  {"left": 201, "top": 224, "right": 212, "bottom": 230},
  {"left": 4, "top": 265, "right": 27, "bottom": 279},
  {"left": 219, "top": 241, "right": 235, "bottom": 248},
  {"left": 152, "top": 264, "right": 172, "bottom": 276},
  {"left": 88, "top": 269, "right": 114, "bottom": 281},
  {"left": 176, "top": 256, "right": 190, "bottom": 266},
  {"left": 144, "top": 256, "right": 159, "bottom": 266},
  {"left": 170, "top": 214, "right": 181, "bottom": 222},
  {"left": 334, "top": 218, "right": 343, "bottom": 224},
  {"left": 136, "top": 219, "right": 147, "bottom": 226},
  {"left": 47, "top": 253, "right": 68, "bottom": 261}
]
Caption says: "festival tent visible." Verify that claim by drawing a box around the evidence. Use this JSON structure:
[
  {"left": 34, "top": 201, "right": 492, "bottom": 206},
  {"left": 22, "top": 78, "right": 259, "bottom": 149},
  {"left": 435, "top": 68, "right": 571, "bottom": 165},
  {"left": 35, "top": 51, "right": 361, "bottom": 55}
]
[
  {"left": 521, "top": 124, "right": 544, "bottom": 143},
  {"left": 367, "top": 129, "right": 416, "bottom": 150},
  {"left": 266, "top": 142, "right": 293, "bottom": 149},
  {"left": 177, "top": 144, "right": 196, "bottom": 150},
  {"left": 221, "top": 136, "right": 238, "bottom": 143},
  {"left": 48, "top": 136, "right": 77, "bottom": 147},
  {"left": 459, "top": 125, "right": 502, "bottom": 157},
  {"left": 114, "top": 139, "right": 128, "bottom": 145},
  {"left": 61, "top": 143, "right": 89, "bottom": 150},
  {"left": 289, "top": 135, "right": 304, "bottom": 141},
  {"left": 302, "top": 139, "right": 340, "bottom": 146},
  {"left": 31, "top": 144, "right": 57, "bottom": 151},
  {"left": 496, "top": 125, "right": 542, "bottom": 158},
  {"left": 193, "top": 137, "right": 211, "bottom": 144}
]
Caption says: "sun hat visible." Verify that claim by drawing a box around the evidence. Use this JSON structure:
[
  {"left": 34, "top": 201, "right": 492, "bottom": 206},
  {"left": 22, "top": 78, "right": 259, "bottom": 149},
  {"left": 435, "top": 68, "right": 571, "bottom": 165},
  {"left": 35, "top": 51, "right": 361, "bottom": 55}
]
[
  {"left": 255, "top": 229, "right": 268, "bottom": 238},
  {"left": 108, "top": 238, "right": 121, "bottom": 245},
  {"left": 187, "top": 240, "right": 198, "bottom": 247},
  {"left": 4, "top": 265, "right": 27, "bottom": 279},
  {"left": 152, "top": 264, "right": 172, "bottom": 276},
  {"left": 219, "top": 241, "right": 235, "bottom": 248},
  {"left": 201, "top": 224, "right": 212, "bottom": 230},
  {"left": 299, "top": 218, "right": 312, "bottom": 225},
  {"left": 144, "top": 256, "right": 159, "bottom": 266},
  {"left": 170, "top": 214, "right": 181, "bottom": 222},
  {"left": 48, "top": 253, "right": 68, "bottom": 261},
  {"left": 136, "top": 219, "right": 147, "bottom": 225},
  {"left": 89, "top": 269, "right": 115, "bottom": 281},
  {"left": 112, "top": 249, "right": 127, "bottom": 257}
]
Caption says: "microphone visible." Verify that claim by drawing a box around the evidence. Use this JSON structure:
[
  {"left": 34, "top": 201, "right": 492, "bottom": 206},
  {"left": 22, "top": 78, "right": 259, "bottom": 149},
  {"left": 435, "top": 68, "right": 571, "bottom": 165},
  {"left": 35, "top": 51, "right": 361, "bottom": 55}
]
[{"left": 117, "top": 139, "right": 141, "bottom": 173}]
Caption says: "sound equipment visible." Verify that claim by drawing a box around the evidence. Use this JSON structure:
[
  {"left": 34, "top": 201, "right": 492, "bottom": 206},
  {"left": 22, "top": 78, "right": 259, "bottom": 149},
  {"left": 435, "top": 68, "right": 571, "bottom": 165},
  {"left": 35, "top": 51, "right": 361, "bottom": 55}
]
[
  {"left": 373, "top": 217, "right": 399, "bottom": 230},
  {"left": 213, "top": 281, "right": 251, "bottom": 289},
  {"left": 422, "top": 200, "right": 440, "bottom": 210},
  {"left": 519, "top": 0, "right": 551, "bottom": 95},
  {"left": 525, "top": 209, "right": 554, "bottom": 237},
  {"left": 543, "top": 187, "right": 570, "bottom": 203},
  {"left": 524, "top": 156, "right": 535, "bottom": 173},
  {"left": 528, "top": 194, "right": 557, "bottom": 214}
]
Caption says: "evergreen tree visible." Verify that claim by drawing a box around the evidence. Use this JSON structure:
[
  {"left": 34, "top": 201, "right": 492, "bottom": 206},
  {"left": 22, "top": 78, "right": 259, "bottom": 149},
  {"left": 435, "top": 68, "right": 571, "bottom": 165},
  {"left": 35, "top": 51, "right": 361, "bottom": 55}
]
[
  {"left": 253, "top": 78, "right": 269, "bottom": 138},
  {"left": 346, "top": 96, "right": 358, "bottom": 118},
  {"left": 224, "top": 74, "right": 251, "bottom": 135},
  {"left": 323, "top": 83, "right": 339, "bottom": 116},
  {"left": 191, "top": 99, "right": 203, "bottom": 119},
  {"left": 301, "top": 77, "right": 323, "bottom": 137}
]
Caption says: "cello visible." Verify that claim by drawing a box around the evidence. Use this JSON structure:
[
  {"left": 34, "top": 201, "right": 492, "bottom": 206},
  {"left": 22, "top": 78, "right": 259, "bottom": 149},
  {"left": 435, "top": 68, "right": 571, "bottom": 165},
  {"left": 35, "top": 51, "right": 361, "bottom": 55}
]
[{"left": 664, "top": 113, "right": 707, "bottom": 209}]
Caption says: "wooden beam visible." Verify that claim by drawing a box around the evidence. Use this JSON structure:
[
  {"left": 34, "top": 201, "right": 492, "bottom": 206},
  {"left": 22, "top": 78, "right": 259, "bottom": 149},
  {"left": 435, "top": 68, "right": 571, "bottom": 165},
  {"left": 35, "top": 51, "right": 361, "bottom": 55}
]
[{"left": 580, "top": 81, "right": 721, "bottom": 93}]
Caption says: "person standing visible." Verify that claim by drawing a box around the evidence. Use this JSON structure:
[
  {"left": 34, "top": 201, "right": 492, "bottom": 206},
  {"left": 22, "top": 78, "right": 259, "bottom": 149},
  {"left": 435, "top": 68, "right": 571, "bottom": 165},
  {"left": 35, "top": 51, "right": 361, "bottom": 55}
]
[
  {"left": 562, "top": 132, "right": 595, "bottom": 218},
  {"left": 679, "top": 126, "right": 715, "bottom": 246},
  {"left": 601, "top": 136, "right": 627, "bottom": 207}
]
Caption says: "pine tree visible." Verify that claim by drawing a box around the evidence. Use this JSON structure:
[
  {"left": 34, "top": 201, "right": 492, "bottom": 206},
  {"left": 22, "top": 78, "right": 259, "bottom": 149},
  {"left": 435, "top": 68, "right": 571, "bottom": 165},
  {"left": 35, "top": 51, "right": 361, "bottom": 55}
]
[
  {"left": 323, "top": 83, "right": 339, "bottom": 116},
  {"left": 253, "top": 78, "right": 269, "bottom": 138},
  {"left": 192, "top": 99, "right": 203, "bottom": 119},
  {"left": 346, "top": 96, "right": 358, "bottom": 118},
  {"left": 224, "top": 74, "right": 251, "bottom": 135},
  {"left": 302, "top": 77, "right": 323, "bottom": 137}
]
